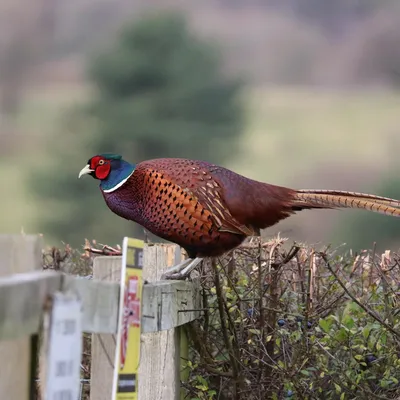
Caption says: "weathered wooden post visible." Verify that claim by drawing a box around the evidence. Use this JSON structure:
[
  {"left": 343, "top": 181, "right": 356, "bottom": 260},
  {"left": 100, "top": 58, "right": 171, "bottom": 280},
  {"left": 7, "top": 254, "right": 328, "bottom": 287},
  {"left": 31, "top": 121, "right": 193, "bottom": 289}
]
[
  {"left": 0, "top": 234, "right": 43, "bottom": 400},
  {"left": 90, "top": 256, "right": 122, "bottom": 400},
  {"left": 90, "top": 242, "right": 201, "bottom": 400},
  {"left": 139, "top": 243, "right": 184, "bottom": 400}
]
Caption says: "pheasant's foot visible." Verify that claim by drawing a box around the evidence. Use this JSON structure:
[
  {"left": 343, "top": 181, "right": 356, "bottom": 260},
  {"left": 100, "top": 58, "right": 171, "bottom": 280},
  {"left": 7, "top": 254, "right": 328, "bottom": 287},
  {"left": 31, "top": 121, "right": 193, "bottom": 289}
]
[
  {"left": 161, "top": 258, "right": 193, "bottom": 279},
  {"left": 161, "top": 257, "right": 203, "bottom": 280}
]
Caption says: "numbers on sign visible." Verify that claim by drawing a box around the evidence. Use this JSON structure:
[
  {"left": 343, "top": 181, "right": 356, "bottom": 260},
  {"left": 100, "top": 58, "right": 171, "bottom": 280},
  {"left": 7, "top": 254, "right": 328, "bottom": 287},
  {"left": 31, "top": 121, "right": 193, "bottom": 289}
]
[
  {"left": 56, "top": 319, "right": 76, "bottom": 335},
  {"left": 52, "top": 389, "right": 73, "bottom": 400},
  {"left": 45, "top": 293, "right": 82, "bottom": 400},
  {"left": 55, "top": 360, "right": 74, "bottom": 377},
  {"left": 138, "top": 250, "right": 143, "bottom": 267}
]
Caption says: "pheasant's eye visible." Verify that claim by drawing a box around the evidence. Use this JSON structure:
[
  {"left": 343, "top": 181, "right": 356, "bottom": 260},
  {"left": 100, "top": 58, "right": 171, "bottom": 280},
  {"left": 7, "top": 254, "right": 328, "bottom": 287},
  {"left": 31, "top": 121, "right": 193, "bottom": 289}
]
[{"left": 98, "top": 159, "right": 105, "bottom": 165}]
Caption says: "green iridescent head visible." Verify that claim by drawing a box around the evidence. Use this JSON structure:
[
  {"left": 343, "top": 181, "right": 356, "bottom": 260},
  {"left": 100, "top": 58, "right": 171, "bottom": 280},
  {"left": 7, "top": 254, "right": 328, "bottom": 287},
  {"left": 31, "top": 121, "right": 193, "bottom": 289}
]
[{"left": 78, "top": 153, "right": 136, "bottom": 192}]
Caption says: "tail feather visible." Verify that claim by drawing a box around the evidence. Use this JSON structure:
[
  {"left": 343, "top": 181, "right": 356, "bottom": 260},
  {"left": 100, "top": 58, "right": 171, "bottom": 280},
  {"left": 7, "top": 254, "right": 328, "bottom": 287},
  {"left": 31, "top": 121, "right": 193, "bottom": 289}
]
[
  {"left": 297, "top": 189, "right": 400, "bottom": 207},
  {"left": 294, "top": 189, "right": 400, "bottom": 218}
]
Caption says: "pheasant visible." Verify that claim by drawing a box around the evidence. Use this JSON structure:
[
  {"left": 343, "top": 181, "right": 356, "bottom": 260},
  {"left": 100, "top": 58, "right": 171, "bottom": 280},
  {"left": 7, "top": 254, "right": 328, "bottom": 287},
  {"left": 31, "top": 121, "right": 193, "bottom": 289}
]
[{"left": 79, "top": 154, "right": 400, "bottom": 279}]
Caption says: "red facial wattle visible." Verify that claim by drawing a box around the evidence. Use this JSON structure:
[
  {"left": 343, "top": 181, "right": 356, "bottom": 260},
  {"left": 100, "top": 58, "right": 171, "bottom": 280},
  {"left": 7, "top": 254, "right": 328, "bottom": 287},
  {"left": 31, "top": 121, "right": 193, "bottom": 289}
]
[
  {"left": 89, "top": 156, "right": 111, "bottom": 180},
  {"left": 95, "top": 163, "right": 111, "bottom": 180}
]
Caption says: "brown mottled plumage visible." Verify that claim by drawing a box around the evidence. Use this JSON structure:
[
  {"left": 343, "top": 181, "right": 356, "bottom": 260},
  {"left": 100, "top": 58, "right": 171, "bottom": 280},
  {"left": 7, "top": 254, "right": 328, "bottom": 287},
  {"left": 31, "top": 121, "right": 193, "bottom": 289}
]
[{"left": 79, "top": 155, "right": 400, "bottom": 260}]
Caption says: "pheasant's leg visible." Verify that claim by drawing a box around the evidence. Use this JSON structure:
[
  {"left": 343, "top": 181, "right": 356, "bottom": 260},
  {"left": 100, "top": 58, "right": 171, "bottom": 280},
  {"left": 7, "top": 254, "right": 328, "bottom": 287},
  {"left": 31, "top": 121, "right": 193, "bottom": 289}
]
[
  {"left": 160, "top": 258, "right": 193, "bottom": 279},
  {"left": 173, "top": 258, "right": 203, "bottom": 279},
  {"left": 161, "top": 257, "right": 203, "bottom": 280}
]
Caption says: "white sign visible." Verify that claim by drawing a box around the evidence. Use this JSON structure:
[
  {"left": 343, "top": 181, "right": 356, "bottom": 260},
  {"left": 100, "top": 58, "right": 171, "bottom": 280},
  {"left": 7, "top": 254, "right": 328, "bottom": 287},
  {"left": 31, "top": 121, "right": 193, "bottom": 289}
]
[{"left": 45, "top": 292, "right": 82, "bottom": 400}]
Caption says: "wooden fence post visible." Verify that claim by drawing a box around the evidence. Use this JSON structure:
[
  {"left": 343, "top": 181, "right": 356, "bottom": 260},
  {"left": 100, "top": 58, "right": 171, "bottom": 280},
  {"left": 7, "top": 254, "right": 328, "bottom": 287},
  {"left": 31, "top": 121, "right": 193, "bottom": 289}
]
[
  {"left": 90, "top": 256, "right": 122, "bottom": 400},
  {"left": 139, "top": 243, "right": 184, "bottom": 400},
  {"left": 90, "top": 243, "right": 187, "bottom": 400},
  {"left": 0, "top": 234, "right": 42, "bottom": 400}
]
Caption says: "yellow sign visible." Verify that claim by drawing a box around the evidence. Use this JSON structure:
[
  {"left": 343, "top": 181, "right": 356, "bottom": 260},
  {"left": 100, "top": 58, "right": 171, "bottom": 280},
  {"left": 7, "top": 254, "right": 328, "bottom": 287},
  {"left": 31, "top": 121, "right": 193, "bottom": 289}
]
[{"left": 112, "top": 237, "right": 144, "bottom": 400}]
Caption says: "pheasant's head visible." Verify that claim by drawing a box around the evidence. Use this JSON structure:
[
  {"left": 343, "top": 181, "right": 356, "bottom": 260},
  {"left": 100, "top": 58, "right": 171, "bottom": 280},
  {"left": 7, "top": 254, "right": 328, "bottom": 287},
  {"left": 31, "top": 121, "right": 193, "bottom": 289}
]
[{"left": 79, "top": 153, "right": 135, "bottom": 192}]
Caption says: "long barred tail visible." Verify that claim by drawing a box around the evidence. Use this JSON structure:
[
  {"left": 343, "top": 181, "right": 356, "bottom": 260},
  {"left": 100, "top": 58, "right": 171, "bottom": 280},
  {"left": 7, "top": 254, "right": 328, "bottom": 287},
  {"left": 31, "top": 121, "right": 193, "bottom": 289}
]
[{"left": 293, "top": 189, "right": 400, "bottom": 218}]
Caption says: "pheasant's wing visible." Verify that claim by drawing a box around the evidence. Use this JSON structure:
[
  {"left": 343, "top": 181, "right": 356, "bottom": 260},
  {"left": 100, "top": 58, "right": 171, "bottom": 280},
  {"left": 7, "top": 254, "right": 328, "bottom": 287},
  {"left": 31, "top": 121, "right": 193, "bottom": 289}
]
[
  {"left": 185, "top": 173, "right": 256, "bottom": 236},
  {"left": 140, "top": 159, "right": 255, "bottom": 237}
]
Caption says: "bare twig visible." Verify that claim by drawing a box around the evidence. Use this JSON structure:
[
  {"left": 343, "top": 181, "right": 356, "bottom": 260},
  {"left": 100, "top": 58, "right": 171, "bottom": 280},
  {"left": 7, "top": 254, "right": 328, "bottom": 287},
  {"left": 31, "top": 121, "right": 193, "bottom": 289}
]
[
  {"left": 212, "top": 259, "right": 240, "bottom": 397},
  {"left": 83, "top": 244, "right": 122, "bottom": 256},
  {"left": 320, "top": 252, "right": 400, "bottom": 339}
]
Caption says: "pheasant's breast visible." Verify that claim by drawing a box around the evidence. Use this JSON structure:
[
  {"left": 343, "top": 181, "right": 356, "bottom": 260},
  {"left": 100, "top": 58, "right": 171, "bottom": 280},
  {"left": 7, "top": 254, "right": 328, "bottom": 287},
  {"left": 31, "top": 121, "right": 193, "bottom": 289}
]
[{"left": 141, "top": 168, "right": 217, "bottom": 246}]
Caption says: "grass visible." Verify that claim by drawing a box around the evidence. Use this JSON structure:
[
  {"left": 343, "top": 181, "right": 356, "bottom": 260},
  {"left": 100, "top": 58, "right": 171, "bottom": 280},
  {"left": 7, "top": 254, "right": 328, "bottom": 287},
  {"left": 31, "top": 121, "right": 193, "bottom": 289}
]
[
  {"left": 229, "top": 85, "right": 400, "bottom": 184},
  {"left": 15, "top": 84, "right": 90, "bottom": 139},
  {"left": 3, "top": 83, "right": 400, "bottom": 244}
]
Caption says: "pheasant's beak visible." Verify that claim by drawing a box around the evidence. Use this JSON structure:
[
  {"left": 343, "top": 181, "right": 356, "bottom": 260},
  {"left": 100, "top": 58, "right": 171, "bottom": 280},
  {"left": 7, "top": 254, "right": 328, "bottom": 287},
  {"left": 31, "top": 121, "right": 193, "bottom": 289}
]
[{"left": 78, "top": 164, "right": 94, "bottom": 178}]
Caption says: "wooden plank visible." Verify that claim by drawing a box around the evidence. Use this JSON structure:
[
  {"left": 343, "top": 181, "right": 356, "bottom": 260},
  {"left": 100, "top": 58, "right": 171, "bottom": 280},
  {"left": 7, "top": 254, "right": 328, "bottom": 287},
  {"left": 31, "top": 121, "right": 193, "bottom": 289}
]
[
  {"left": 0, "top": 234, "right": 42, "bottom": 274},
  {"left": 0, "top": 271, "right": 201, "bottom": 339},
  {"left": 90, "top": 256, "right": 122, "bottom": 400},
  {"left": 62, "top": 275, "right": 120, "bottom": 334},
  {"left": 141, "top": 280, "right": 201, "bottom": 333},
  {"left": 139, "top": 243, "right": 183, "bottom": 400},
  {"left": 0, "top": 234, "right": 43, "bottom": 400},
  {"left": 89, "top": 245, "right": 201, "bottom": 400},
  {"left": 0, "top": 271, "right": 61, "bottom": 341}
]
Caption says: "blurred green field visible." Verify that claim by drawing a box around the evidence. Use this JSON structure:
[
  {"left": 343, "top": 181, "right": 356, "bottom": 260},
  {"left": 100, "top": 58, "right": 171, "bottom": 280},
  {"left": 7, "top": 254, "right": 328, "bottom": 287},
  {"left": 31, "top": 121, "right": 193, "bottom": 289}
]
[
  {"left": 3, "top": 84, "right": 400, "bottom": 243},
  {"left": 231, "top": 86, "right": 400, "bottom": 183}
]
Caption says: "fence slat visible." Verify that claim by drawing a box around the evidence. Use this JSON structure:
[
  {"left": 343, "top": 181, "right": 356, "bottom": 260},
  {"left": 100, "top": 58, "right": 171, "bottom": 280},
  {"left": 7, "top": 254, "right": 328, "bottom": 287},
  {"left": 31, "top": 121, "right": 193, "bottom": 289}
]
[
  {"left": 90, "top": 256, "right": 122, "bottom": 400},
  {"left": 0, "top": 271, "right": 200, "bottom": 338},
  {"left": 139, "top": 243, "right": 183, "bottom": 400},
  {"left": 141, "top": 280, "right": 201, "bottom": 333},
  {"left": 63, "top": 275, "right": 120, "bottom": 334},
  {"left": 0, "top": 234, "right": 42, "bottom": 400},
  {"left": 0, "top": 270, "right": 61, "bottom": 340}
]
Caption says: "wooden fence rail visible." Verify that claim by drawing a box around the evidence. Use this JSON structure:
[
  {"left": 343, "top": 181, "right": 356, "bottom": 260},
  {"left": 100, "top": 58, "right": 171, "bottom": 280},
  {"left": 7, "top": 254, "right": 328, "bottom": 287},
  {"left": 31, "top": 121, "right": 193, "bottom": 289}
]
[{"left": 0, "top": 235, "right": 201, "bottom": 400}]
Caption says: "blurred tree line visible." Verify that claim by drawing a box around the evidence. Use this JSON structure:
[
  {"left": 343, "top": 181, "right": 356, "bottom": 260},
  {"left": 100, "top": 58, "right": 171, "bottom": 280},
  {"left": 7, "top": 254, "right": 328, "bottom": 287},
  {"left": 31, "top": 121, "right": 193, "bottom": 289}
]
[
  {"left": 2, "top": 0, "right": 400, "bottom": 124},
  {"left": 30, "top": 12, "right": 244, "bottom": 247},
  {"left": 266, "top": 0, "right": 397, "bottom": 33}
]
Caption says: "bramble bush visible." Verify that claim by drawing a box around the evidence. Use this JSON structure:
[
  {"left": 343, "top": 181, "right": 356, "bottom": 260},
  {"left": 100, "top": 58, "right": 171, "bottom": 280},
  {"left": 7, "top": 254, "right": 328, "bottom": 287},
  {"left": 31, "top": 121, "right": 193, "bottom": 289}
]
[
  {"left": 183, "top": 238, "right": 400, "bottom": 400},
  {"left": 40, "top": 237, "right": 400, "bottom": 399}
]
